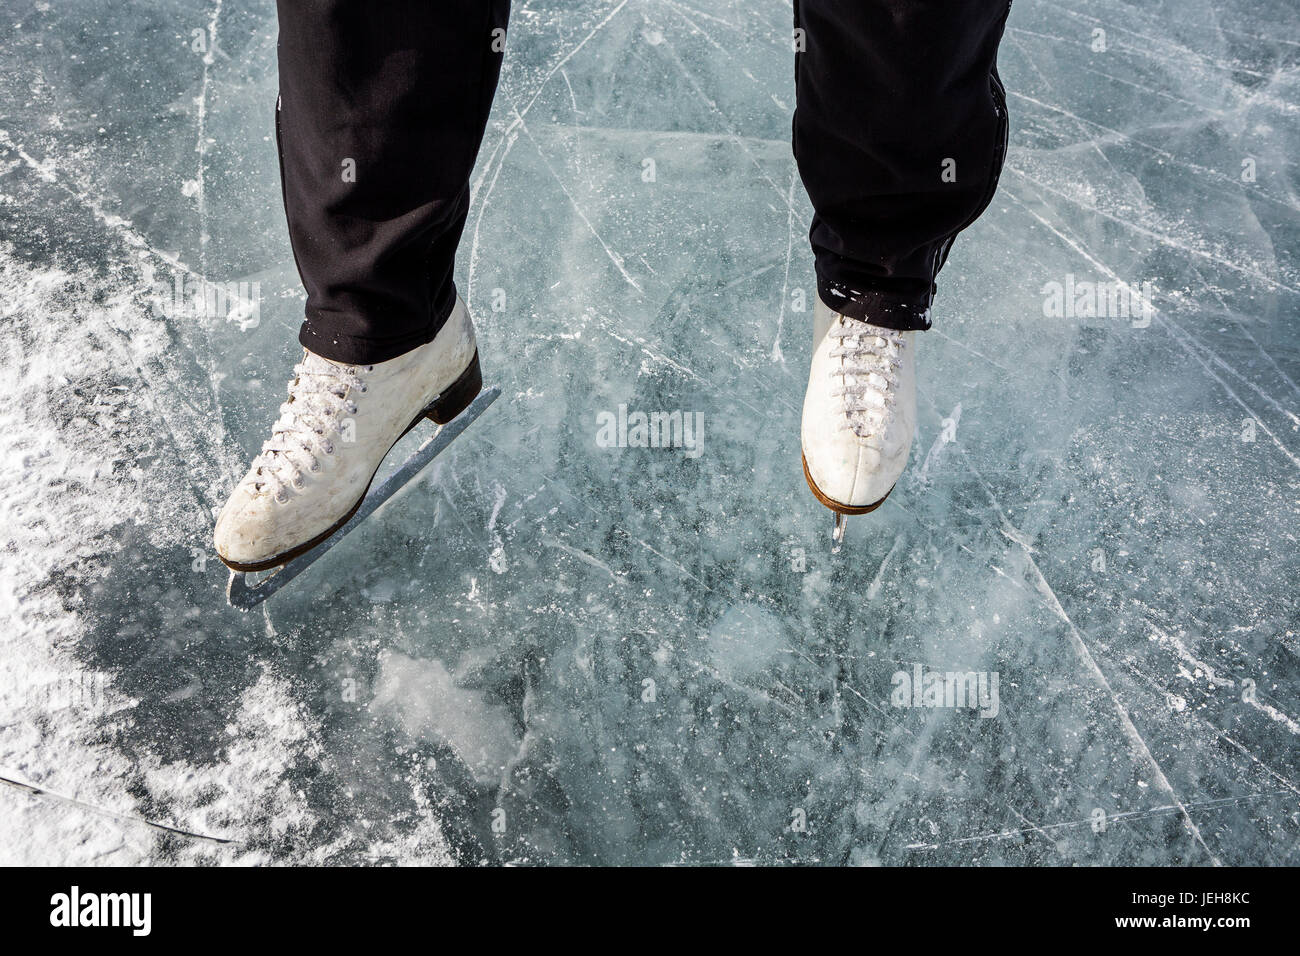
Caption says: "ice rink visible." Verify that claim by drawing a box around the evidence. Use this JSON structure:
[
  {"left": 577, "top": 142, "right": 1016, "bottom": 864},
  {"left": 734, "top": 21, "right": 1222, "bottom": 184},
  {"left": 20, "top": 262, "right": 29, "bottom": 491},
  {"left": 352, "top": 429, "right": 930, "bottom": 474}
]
[{"left": 2, "top": 0, "right": 1298, "bottom": 864}]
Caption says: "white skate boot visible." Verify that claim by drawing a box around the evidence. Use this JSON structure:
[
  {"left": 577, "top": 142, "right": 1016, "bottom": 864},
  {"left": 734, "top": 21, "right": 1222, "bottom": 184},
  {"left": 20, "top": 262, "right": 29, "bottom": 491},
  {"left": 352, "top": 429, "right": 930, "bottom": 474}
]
[
  {"left": 215, "top": 297, "right": 482, "bottom": 572},
  {"left": 800, "top": 296, "right": 916, "bottom": 548}
]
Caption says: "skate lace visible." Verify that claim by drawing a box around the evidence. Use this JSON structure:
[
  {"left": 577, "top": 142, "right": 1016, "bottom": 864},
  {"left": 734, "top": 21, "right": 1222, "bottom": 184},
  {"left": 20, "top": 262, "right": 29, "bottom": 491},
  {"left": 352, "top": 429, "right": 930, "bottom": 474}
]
[
  {"left": 247, "top": 354, "right": 373, "bottom": 502},
  {"left": 828, "top": 321, "right": 905, "bottom": 441}
]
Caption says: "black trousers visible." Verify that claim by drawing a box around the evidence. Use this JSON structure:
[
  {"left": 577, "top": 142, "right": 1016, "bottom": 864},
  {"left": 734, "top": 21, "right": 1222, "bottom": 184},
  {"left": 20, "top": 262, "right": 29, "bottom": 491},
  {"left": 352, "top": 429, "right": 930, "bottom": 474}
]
[{"left": 276, "top": 0, "right": 1010, "bottom": 364}]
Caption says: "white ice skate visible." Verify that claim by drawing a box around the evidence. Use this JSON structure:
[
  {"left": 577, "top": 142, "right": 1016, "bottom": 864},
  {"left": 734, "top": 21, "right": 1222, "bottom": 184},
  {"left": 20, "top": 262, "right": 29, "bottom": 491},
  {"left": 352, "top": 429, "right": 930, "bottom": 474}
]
[
  {"left": 216, "top": 296, "right": 499, "bottom": 608},
  {"left": 800, "top": 296, "right": 916, "bottom": 552}
]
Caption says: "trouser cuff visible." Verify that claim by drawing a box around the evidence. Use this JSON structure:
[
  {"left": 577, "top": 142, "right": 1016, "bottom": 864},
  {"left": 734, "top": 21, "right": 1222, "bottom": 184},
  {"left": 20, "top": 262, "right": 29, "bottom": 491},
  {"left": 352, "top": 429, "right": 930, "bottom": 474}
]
[
  {"left": 816, "top": 274, "right": 934, "bottom": 331},
  {"left": 298, "top": 282, "right": 459, "bottom": 365}
]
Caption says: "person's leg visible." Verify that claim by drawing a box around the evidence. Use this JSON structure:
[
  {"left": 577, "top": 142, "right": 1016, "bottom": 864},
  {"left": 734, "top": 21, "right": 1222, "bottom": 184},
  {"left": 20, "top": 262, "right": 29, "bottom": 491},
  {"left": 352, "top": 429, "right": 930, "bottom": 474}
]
[
  {"left": 276, "top": 0, "right": 510, "bottom": 364},
  {"left": 216, "top": 1, "right": 509, "bottom": 571},
  {"left": 796, "top": 0, "right": 1011, "bottom": 528},
  {"left": 793, "top": 0, "right": 1010, "bottom": 329}
]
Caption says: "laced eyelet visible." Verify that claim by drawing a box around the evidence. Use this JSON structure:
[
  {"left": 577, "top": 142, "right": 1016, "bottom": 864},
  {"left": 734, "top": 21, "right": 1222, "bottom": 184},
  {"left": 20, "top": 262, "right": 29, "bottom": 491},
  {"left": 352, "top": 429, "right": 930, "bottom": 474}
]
[
  {"left": 324, "top": 443, "right": 334, "bottom": 455},
  {"left": 274, "top": 491, "right": 289, "bottom": 504}
]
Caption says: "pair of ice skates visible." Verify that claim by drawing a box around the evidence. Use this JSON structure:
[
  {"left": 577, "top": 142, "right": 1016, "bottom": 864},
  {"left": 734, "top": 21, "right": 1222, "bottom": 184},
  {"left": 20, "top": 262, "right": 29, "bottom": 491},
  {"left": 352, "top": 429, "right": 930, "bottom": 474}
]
[{"left": 215, "top": 297, "right": 915, "bottom": 608}]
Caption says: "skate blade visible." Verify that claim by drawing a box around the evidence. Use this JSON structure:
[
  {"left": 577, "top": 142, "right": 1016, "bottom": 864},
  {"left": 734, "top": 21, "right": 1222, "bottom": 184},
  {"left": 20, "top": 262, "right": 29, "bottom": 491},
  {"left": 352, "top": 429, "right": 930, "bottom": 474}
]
[
  {"left": 800, "top": 455, "right": 895, "bottom": 557},
  {"left": 831, "top": 513, "right": 847, "bottom": 554},
  {"left": 226, "top": 385, "right": 501, "bottom": 611}
]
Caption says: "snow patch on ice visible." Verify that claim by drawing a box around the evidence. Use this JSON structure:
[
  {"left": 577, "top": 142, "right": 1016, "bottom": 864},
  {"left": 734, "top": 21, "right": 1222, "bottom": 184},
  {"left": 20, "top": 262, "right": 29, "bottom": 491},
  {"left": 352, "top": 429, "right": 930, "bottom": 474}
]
[{"left": 371, "top": 650, "right": 520, "bottom": 783}]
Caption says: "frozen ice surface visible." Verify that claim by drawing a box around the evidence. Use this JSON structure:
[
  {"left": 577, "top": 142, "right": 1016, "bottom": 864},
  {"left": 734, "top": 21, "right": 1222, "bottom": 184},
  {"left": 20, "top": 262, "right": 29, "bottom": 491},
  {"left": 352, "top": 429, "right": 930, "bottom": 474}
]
[{"left": 1, "top": 0, "right": 1298, "bottom": 865}]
